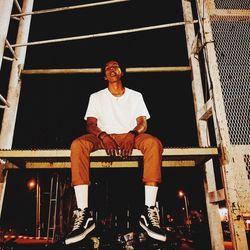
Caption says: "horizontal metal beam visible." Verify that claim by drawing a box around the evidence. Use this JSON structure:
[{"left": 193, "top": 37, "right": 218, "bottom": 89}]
[
  {"left": 208, "top": 188, "right": 225, "bottom": 203},
  {"left": 197, "top": 98, "right": 213, "bottom": 121},
  {"left": 0, "top": 147, "right": 218, "bottom": 169},
  {"left": 11, "top": 21, "right": 198, "bottom": 48},
  {"left": 17, "top": 160, "right": 196, "bottom": 168},
  {"left": 0, "top": 148, "right": 218, "bottom": 157},
  {"left": 0, "top": 94, "right": 10, "bottom": 107},
  {"left": 127, "top": 66, "right": 191, "bottom": 73},
  {"left": 21, "top": 66, "right": 191, "bottom": 75},
  {"left": 11, "top": 0, "right": 129, "bottom": 17}
]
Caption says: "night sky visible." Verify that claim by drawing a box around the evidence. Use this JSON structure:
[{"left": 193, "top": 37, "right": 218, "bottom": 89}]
[
  {"left": 0, "top": 0, "right": 211, "bottom": 236},
  {"left": 1, "top": 0, "right": 199, "bottom": 149}
]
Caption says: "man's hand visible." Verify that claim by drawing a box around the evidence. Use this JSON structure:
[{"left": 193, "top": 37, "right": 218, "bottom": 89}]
[
  {"left": 101, "top": 134, "right": 120, "bottom": 157},
  {"left": 119, "top": 132, "right": 136, "bottom": 159}
]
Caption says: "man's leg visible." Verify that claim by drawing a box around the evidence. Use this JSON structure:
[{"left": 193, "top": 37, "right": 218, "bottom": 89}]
[
  {"left": 134, "top": 134, "right": 166, "bottom": 242},
  {"left": 65, "top": 134, "right": 102, "bottom": 245}
]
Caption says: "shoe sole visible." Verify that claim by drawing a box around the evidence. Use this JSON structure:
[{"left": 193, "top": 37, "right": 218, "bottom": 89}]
[
  {"left": 65, "top": 223, "right": 96, "bottom": 245},
  {"left": 139, "top": 221, "right": 167, "bottom": 242}
]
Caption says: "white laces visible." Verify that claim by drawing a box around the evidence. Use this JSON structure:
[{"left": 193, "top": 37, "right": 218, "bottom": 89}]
[
  {"left": 147, "top": 207, "right": 160, "bottom": 228},
  {"left": 72, "top": 209, "right": 84, "bottom": 230}
]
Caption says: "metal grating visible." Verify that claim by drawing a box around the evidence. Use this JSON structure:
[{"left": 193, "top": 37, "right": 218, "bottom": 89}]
[
  {"left": 244, "top": 154, "right": 250, "bottom": 180},
  {"left": 214, "top": 0, "right": 250, "bottom": 10},
  {"left": 230, "top": 146, "right": 250, "bottom": 214},
  {"left": 210, "top": 16, "right": 250, "bottom": 145}
]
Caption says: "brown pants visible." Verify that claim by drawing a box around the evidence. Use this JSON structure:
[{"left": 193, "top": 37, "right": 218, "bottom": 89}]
[{"left": 70, "top": 133, "right": 163, "bottom": 186}]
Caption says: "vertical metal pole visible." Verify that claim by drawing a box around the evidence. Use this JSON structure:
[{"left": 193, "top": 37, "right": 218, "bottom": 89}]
[
  {"left": 52, "top": 175, "right": 59, "bottom": 241},
  {"left": 114, "top": 215, "right": 118, "bottom": 228},
  {"left": 59, "top": 181, "right": 64, "bottom": 236},
  {"left": 0, "top": 0, "right": 34, "bottom": 219},
  {"left": 181, "top": 0, "right": 224, "bottom": 249},
  {"left": 126, "top": 208, "right": 130, "bottom": 230},
  {"left": 184, "top": 195, "right": 190, "bottom": 233},
  {"left": 0, "top": 170, "right": 8, "bottom": 218},
  {"left": 196, "top": 1, "right": 248, "bottom": 249},
  {"left": 36, "top": 174, "right": 41, "bottom": 237},
  {"left": 0, "top": 0, "right": 14, "bottom": 216},
  {"left": 47, "top": 177, "right": 53, "bottom": 240},
  {"left": 0, "top": 0, "right": 34, "bottom": 149},
  {"left": 0, "top": 0, "right": 14, "bottom": 72},
  {"left": 161, "top": 205, "right": 165, "bottom": 227}
]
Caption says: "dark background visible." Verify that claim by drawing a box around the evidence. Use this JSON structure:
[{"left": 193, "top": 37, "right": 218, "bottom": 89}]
[
  {"left": 1, "top": 0, "right": 198, "bottom": 149},
  {"left": 0, "top": 0, "right": 212, "bottom": 241}
]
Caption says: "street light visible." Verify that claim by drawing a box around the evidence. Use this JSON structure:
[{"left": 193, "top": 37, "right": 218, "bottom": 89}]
[
  {"left": 178, "top": 190, "right": 191, "bottom": 232},
  {"left": 27, "top": 178, "right": 36, "bottom": 191},
  {"left": 27, "top": 175, "right": 41, "bottom": 237}
]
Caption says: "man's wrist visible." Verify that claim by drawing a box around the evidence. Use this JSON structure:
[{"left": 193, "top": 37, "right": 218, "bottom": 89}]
[
  {"left": 97, "top": 131, "right": 107, "bottom": 140},
  {"left": 129, "top": 130, "right": 139, "bottom": 137}
]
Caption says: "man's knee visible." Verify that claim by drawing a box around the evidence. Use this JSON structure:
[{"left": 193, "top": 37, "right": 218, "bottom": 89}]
[
  {"left": 145, "top": 136, "right": 163, "bottom": 151},
  {"left": 70, "top": 138, "right": 81, "bottom": 151},
  {"left": 70, "top": 137, "right": 92, "bottom": 152},
  {"left": 154, "top": 137, "right": 163, "bottom": 154}
]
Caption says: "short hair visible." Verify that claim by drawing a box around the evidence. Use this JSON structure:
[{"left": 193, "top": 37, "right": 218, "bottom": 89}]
[{"left": 101, "top": 59, "right": 126, "bottom": 75}]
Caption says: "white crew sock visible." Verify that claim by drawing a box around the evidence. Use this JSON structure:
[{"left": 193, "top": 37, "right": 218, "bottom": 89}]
[
  {"left": 145, "top": 185, "right": 158, "bottom": 207},
  {"left": 74, "top": 184, "right": 88, "bottom": 210}
]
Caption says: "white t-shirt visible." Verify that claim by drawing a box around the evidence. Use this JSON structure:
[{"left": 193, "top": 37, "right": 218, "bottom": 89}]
[{"left": 84, "top": 87, "right": 150, "bottom": 134}]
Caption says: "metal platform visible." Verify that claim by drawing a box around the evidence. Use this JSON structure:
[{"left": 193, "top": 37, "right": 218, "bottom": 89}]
[{"left": 0, "top": 147, "right": 218, "bottom": 169}]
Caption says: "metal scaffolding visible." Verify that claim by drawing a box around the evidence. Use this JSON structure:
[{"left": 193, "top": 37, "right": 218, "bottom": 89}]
[{"left": 0, "top": 0, "right": 249, "bottom": 249}]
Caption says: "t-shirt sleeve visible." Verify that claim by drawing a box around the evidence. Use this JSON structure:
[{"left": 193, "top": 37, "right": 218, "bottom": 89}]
[
  {"left": 84, "top": 94, "right": 99, "bottom": 120},
  {"left": 134, "top": 93, "right": 150, "bottom": 120}
]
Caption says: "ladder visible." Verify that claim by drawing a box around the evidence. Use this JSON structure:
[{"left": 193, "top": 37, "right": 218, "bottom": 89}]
[{"left": 46, "top": 173, "right": 59, "bottom": 241}]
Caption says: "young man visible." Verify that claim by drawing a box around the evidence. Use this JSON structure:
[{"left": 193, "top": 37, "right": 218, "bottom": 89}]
[{"left": 65, "top": 60, "right": 166, "bottom": 245}]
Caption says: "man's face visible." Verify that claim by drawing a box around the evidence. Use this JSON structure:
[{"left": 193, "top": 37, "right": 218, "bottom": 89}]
[{"left": 104, "top": 60, "right": 123, "bottom": 81}]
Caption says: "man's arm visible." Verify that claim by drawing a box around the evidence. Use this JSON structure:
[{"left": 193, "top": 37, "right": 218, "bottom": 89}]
[
  {"left": 86, "top": 117, "right": 103, "bottom": 137},
  {"left": 119, "top": 116, "right": 147, "bottom": 158},
  {"left": 132, "top": 116, "right": 147, "bottom": 135},
  {"left": 86, "top": 117, "right": 119, "bottom": 156}
]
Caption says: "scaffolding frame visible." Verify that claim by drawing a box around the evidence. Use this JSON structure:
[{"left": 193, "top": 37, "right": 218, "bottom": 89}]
[
  {"left": 0, "top": 0, "right": 249, "bottom": 249},
  {"left": 193, "top": 1, "right": 249, "bottom": 249}
]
